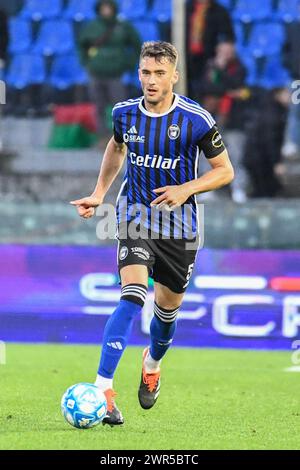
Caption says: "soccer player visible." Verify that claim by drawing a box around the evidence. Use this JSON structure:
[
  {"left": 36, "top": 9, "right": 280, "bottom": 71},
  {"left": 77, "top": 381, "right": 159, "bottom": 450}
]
[{"left": 70, "top": 41, "right": 234, "bottom": 426}]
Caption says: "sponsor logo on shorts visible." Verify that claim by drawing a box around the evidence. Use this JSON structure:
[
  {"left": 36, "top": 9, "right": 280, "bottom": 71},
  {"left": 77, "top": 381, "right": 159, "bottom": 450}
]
[
  {"left": 119, "top": 246, "right": 128, "bottom": 261},
  {"left": 212, "top": 131, "right": 223, "bottom": 148},
  {"left": 131, "top": 247, "right": 150, "bottom": 261}
]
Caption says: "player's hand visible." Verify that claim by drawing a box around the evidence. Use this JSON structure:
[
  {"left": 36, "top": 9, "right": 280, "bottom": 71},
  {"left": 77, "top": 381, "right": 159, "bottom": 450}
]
[
  {"left": 70, "top": 195, "right": 103, "bottom": 219},
  {"left": 151, "top": 185, "right": 191, "bottom": 210}
]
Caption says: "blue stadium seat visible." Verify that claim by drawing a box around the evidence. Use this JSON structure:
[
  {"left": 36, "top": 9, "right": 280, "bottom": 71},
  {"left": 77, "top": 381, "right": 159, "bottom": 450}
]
[
  {"left": 239, "top": 54, "right": 260, "bottom": 87},
  {"left": 259, "top": 56, "right": 291, "bottom": 89},
  {"left": 49, "top": 54, "right": 89, "bottom": 89},
  {"left": 63, "top": 0, "right": 96, "bottom": 22},
  {"left": 8, "top": 18, "right": 32, "bottom": 54},
  {"left": 122, "top": 70, "right": 141, "bottom": 89},
  {"left": 149, "top": 0, "right": 172, "bottom": 22},
  {"left": 20, "top": 0, "right": 62, "bottom": 21},
  {"left": 233, "top": 21, "right": 246, "bottom": 47},
  {"left": 248, "top": 23, "right": 285, "bottom": 58},
  {"left": 32, "top": 20, "right": 75, "bottom": 56},
  {"left": 118, "top": 0, "right": 147, "bottom": 20},
  {"left": 233, "top": 0, "right": 272, "bottom": 22},
  {"left": 6, "top": 54, "right": 46, "bottom": 89},
  {"left": 274, "top": 0, "right": 300, "bottom": 23},
  {"left": 131, "top": 20, "right": 160, "bottom": 42},
  {"left": 217, "top": 0, "right": 233, "bottom": 9}
]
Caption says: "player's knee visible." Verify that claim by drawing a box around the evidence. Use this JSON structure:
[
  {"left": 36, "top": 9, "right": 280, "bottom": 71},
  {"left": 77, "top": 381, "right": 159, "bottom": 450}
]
[
  {"left": 154, "top": 302, "right": 180, "bottom": 323},
  {"left": 121, "top": 283, "right": 148, "bottom": 307}
]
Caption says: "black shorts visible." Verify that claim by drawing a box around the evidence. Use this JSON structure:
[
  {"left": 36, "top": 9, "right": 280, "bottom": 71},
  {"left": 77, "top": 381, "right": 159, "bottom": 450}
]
[{"left": 117, "top": 222, "right": 199, "bottom": 294}]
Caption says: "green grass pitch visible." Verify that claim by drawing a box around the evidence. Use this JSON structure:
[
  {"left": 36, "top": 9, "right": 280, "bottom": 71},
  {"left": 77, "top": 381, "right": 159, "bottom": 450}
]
[{"left": 0, "top": 343, "right": 299, "bottom": 450}]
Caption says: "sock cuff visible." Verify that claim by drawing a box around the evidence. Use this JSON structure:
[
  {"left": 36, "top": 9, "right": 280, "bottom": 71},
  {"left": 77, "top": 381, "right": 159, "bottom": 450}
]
[
  {"left": 154, "top": 302, "right": 180, "bottom": 323},
  {"left": 121, "top": 283, "right": 148, "bottom": 307}
]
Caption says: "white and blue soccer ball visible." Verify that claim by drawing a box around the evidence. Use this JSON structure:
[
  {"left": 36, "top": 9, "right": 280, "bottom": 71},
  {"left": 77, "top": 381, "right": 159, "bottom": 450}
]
[{"left": 61, "top": 383, "right": 107, "bottom": 429}]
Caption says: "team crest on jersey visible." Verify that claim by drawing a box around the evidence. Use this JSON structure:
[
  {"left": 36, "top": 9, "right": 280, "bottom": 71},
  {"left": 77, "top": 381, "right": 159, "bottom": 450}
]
[{"left": 168, "top": 124, "right": 180, "bottom": 140}]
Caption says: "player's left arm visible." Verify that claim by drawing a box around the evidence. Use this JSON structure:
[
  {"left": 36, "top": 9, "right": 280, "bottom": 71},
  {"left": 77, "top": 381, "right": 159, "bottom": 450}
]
[
  {"left": 182, "top": 147, "right": 234, "bottom": 197},
  {"left": 151, "top": 126, "right": 234, "bottom": 208}
]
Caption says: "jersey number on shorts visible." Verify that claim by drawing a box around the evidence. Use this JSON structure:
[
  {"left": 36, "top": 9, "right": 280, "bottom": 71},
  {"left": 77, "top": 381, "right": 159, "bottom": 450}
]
[{"left": 182, "top": 263, "right": 194, "bottom": 289}]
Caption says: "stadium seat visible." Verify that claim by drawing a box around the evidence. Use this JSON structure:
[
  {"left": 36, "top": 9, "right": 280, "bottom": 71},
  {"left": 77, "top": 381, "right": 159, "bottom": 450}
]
[
  {"left": 32, "top": 20, "right": 75, "bottom": 56},
  {"left": 217, "top": 0, "right": 234, "bottom": 9},
  {"left": 273, "top": 0, "right": 300, "bottom": 23},
  {"left": 8, "top": 18, "right": 32, "bottom": 54},
  {"left": 49, "top": 54, "right": 89, "bottom": 89},
  {"left": 63, "top": 0, "right": 96, "bottom": 22},
  {"left": 239, "top": 54, "right": 260, "bottom": 87},
  {"left": 6, "top": 54, "right": 46, "bottom": 89},
  {"left": 233, "top": 0, "right": 273, "bottom": 22},
  {"left": 20, "top": 0, "right": 62, "bottom": 21},
  {"left": 149, "top": 0, "right": 172, "bottom": 22},
  {"left": 259, "top": 56, "right": 290, "bottom": 89},
  {"left": 234, "top": 21, "right": 246, "bottom": 47},
  {"left": 118, "top": 0, "right": 147, "bottom": 20},
  {"left": 131, "top": 20, "right": 160, "bottom": 43},
  {"left": 248, "top": 23, "right": 285, "bottom": 58},
  {"left": 122, "top": 70, "right": 141, "bottom": 89}
]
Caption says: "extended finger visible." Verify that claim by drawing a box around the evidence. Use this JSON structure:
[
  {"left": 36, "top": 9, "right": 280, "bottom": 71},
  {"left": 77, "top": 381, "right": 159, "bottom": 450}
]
[
  {"left": 153, "top": 186, "right": 167, "bottom": 194},
  {"left": 70, "top": 199, "right": 84, "bottom": 206},
  {"left": 151, "top": 194, "right": 167, "bottom": 206}
]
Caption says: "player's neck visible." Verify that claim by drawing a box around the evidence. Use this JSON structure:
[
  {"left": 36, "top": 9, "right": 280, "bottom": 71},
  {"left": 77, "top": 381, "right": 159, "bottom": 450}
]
[{"left": 143, "top": 93, "right": 175, "bottom": 115}]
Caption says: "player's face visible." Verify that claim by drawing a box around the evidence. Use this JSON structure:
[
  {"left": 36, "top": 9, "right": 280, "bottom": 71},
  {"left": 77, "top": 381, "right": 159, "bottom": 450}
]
[{"left": 139, "top": 57, "right": 178, "bottom": 105}]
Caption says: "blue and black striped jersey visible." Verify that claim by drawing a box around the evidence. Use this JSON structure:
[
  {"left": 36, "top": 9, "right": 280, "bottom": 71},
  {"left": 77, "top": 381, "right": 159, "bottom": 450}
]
[{"left": 113, "top": 93, "right": 224, "bottom": 239}]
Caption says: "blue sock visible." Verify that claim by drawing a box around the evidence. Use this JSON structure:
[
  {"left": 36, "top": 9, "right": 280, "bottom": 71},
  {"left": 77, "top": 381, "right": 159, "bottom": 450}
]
[
  {"left": 150, "top": 312, "right": 178, "bottom": 362},
  {"left": 98, "top": 284, "right": 147, "bottom": 379}
]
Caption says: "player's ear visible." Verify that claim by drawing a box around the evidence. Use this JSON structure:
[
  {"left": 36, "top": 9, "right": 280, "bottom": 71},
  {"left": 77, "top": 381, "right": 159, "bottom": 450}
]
[
  {"left": 172, "top": 69, "right": 179, "bottom": 85},
  {"left": 138, "top": 68, "right": 142, "bottom": 83}
]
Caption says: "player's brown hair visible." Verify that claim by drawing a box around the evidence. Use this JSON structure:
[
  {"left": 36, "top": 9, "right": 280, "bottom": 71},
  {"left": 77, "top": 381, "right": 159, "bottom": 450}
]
[{"left": 140, "top": 41, "right": 178, "bottom": 66}]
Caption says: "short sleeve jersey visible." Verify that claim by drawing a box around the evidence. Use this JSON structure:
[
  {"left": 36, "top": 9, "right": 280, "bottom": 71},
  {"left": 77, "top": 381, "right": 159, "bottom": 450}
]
[{"left": 112, "top": 94, "right": 226, "bottom": 239}]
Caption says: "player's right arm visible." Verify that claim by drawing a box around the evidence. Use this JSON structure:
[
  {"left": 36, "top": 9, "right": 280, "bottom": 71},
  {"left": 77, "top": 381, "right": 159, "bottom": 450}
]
[{"left": 70, "top": 137, "right": 127, "bottom": 218}]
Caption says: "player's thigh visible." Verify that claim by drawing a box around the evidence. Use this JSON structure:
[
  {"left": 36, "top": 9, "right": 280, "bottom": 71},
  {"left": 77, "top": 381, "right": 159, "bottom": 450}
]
[
  {"left": 120, "top": 264, "right": 149, "bottom": 288},
  {"left": 154, "top": 281, "right": 185, "bottom": 310}
]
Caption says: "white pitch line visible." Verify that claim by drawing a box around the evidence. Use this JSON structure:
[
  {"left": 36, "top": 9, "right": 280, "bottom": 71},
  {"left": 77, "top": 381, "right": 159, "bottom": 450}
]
[{"left": 284, "top": 366, "right": 300, "bottom": 372}]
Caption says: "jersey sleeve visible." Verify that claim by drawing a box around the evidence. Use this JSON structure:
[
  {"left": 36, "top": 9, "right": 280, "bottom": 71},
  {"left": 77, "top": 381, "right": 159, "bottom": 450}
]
[
  {"left": 193, "top": 108, "right": 216, "bottom": 142},
  {"left": 197, "top": 125, "right": 226, "bottom": 159},
  {"left": 112, "top": 106, "right": 124, "bottom": 144},
  {"left": 193, "top": 110, "right": 225, "bottom": 158}
]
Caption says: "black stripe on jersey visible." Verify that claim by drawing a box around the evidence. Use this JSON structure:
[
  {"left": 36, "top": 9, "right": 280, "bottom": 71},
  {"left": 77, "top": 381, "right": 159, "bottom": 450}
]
[
  {"left": 172, "top": 112, "right": 184, "bottom": 238},
  {"left": 186, "top": 119, "right": 193, "bottom": 191},
  {"left": 126, "top": 111, "right": 134, "bottom": 204},
  {"left": 132, "top": 110, "right": 142, "bottom": 203},
  {"left": 164, "top": 112, "right": 175, "bottom": 237},
  {"left": 153, "top": 117, "right": 162, "bottom": 236},
  {"left": 174, "top": 113, "right": 184, "bottom": 184},
  {"left": 144, "top": 115, "right": 152, "bottom": 204},
  {"left": 154, "top": 117, "right": 163, "bottom": 191},
  {"left": 186, "top": 119, "right": 196, "bottom": 236},
  {"left": 158, "top": 115, "right": 168, "bottom": 236}
]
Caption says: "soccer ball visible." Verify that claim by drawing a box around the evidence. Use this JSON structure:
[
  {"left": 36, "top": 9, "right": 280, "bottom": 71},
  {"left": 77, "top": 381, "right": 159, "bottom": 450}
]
[{"left": 61, "top": 383, "right": 107, "bottom": 429}]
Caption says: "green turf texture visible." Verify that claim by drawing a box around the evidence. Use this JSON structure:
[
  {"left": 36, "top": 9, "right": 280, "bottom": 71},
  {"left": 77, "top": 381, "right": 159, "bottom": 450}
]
[{"left": 0, "top": 343, "right": 299, "bottom": 450}]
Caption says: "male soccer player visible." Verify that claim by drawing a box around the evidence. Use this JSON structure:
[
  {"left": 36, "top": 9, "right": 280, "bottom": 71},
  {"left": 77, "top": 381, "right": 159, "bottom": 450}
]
[{"left": 71, "top": 41, "right": 234, "bottom": 426}]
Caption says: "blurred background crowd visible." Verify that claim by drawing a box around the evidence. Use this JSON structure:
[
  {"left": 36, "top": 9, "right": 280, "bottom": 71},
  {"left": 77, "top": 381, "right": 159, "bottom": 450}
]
[{"left": 0, "top": 0, "right": 300, "bottom": 211}]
